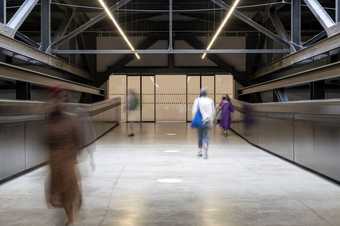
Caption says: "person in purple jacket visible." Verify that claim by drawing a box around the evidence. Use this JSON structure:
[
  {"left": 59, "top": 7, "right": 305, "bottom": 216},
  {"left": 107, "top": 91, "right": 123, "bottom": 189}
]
[{"left": 219, "top": 95, "right": 234, "bottom": 136}]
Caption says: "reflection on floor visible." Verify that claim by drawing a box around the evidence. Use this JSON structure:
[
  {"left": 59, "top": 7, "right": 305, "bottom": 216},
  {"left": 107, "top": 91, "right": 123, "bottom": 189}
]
[{"left": 1, "top": 123, "right": 340, "bottom": 226}]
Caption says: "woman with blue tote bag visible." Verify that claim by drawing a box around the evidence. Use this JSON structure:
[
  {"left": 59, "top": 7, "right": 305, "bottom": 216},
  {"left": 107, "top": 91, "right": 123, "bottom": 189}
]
[{"left": 192, "top": 89, "right": 215, "bottom": 159}]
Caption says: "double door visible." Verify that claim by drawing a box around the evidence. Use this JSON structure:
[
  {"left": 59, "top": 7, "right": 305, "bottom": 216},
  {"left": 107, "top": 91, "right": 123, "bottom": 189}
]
[{"left": 108, "top": 75, "right": 234, "bottom": 122}]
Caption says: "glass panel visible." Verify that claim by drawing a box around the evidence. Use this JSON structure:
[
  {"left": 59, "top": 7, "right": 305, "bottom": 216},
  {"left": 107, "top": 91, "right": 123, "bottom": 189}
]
[
  {"left": 142, "top": 76, "right": 155, "bottom": 122},
  {"left": 202, "top": 76, "right": 215, "bottom": 101},
  {"left": 108, "top": 75, "right": 126, "bottom": 122},
  {"left": 127, "top": 76, "right": 141, "bottom": 122},
  {"left": 216, "top": 75, "right": 234, "bottom": 105},
  {"left": 156, "top": 75, "right": 187, "bottom": 122},
  {"left": 187, "top": 76, "right": 200, "bottom": 121}
]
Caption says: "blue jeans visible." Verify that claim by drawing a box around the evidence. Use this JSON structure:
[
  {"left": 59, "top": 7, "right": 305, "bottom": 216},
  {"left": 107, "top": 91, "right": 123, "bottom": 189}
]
[{"left": 197, "top": 124, "right": 209, "bottom": 149}]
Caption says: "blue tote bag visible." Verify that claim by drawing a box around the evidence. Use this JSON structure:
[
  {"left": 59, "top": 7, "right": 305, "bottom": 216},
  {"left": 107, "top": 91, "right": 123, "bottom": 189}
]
[{"left": 191, "top": 101, "right": 204, "bottom": 128}]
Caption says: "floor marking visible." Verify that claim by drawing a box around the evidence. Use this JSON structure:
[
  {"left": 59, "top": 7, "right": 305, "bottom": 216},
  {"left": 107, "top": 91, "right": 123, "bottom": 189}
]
[
  {"left": 157, "top": 178, "right": 183, "bottom": 184},
  {"left": 167, "top": 133, "right": 177, "bottom": 136},
  {"left": 164, "top": 150, "right": 180, "bottom": 153}
]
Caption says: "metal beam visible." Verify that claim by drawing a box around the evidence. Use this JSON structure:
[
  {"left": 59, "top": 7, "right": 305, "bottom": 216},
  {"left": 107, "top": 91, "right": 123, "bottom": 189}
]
[
  {"left": 183, "top": 36, "right": 248, "bottom": 85},
  {"left": 96, "top": 36, "right": 160, "bottom": 85},
  {"left": 0, "top": 33, "right": 91, "bottom": 79},
  {"left": 269, "top": 10, "right": 289, "bottom": 43},
  {"left": 15, "top": 31, "right": 40, "bottom": 48},
  {"left": 41, "top": 0, "right": 51, "bottom": 51},
  {"left": 255, "top": 32, "right": 340, "bottom": 78},
  {"left": 50, "top": 0, "right": 132, "bottom": 48},
  {"left": 0, "top": 0, "right": 5, "bottom": 23},
  {"left": 246, "top": 33, "right": 258, "bottom": 73},
  {"left": 337, "top": 0, "right": 340, "bottom": 23},
  {"left": 7, "top": 0, "right": 39, "bottom": 37},
  {"left": 303, "top": 0, "right": 335, "bottom": 32},
  {"left": 291, "top": 0, "right": 301, "bottom": 50},
  {"left": 273, "top": 89, "right": 288, "bottom": 102},
  {"left": 303, "top": 31, "right": 327, "bottom": 47},
  {"left": 51, "top": 9, "right": 76, "bottom": 44},
  {"left": 0, "top": 62, "right": 102, "bottom": 95},
  {"left": 241, "top": 61, "right": 340, "bottom": 95},
  {"left": 169, "top": 0, "right": 173, "bottom": 50},
  {"left": 109, "top": 67, "right": 229, "bottom": 74},
  {"left": 53, "top": 49, "right": 290, "bottom": 54},
  {"left": 210, "top": 0, "right": 297, "bottom": 48}
]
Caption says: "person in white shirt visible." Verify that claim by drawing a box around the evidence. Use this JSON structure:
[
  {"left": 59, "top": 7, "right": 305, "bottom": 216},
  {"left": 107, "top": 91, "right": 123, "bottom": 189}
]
[{"left": 192, "top": 89, "right": 215, "bottom": 159}]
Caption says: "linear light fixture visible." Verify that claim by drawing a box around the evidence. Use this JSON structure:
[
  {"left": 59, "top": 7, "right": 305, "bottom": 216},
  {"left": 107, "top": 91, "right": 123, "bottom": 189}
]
[
  {"left": 202, "top": 0, "right": 241, "bottom": 60},
  {"left": 98, "top": 0, "right": 140, "bottom": 60}
]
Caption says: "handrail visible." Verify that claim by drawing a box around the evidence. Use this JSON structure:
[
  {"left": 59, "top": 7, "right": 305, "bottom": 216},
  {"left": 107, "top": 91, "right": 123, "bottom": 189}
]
[
  {"left": 0, "top": 62, "right": 102, "bottom": 95},
  {"left": 232, "top": 99, "right": 340, "bottom": 116},
  {"left": 240, "top": 61, "right": 340, "bottom": 95},
  {"left": 0, "top": 98, "right": 121, "bottom": 123}
]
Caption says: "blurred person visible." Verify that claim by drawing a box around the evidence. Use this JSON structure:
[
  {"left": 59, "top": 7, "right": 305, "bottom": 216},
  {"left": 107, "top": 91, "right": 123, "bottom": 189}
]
[
  {"left": 126, "top": 89, "right": 139, "bottom": 137},
  {"left": 74, "top": 106, "right": 97, "bottom": 172},
  {"left": 219, "top": 95, "right": 234, "bottom": 136},
  {"left": 45, "top": 88, "right": 82, "bottom": 226},
  {"left": 192, "top": 89, "right": 215, "bottom": 159},
  {"left": 243, "top": 104, "right": 255, "bottom": 136},
  {"left": 215, "top": 96, "right": 227, "bottom": 124}
]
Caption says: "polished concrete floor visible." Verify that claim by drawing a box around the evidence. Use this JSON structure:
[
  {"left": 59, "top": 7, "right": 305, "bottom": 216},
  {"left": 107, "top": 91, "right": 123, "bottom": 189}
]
[{"left": 1, "top": 123, "right": 340, "bottom": 226}]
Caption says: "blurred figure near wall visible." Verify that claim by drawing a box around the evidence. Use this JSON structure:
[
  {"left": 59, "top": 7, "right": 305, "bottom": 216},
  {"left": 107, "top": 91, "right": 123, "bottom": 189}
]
[
  {"left": 243, "top": 104, "right": 255, "bottom": 136},
  {"left": 126, "top": 89, "right": 139, "bottom": 137},
  {"left": 45, "top": 88, "right": 82, "bottom": 226},
  {"left": 219, "top": 95, "right": 234, "bottom": 136},
  {"left": 75, "top": 105, "right": 96, "bottom": 172}
]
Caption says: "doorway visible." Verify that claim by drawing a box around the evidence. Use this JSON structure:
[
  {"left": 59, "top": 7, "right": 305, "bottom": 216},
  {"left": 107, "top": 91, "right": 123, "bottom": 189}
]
[{"left": 108, "top": 74, "right": 234, "bottom": 123}]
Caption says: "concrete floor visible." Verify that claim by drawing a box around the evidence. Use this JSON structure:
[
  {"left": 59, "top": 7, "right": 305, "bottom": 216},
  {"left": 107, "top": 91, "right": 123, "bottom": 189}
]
[{"left": 1, "top": 123, "right": 340, "bottom": 226}]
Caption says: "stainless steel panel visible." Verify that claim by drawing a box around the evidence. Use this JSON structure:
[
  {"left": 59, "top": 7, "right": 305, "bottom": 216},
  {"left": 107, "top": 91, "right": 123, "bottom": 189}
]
[
  {"left": 313, "top": 120, "right": 340, "bottom": 181},
  {"left": 247, "top": 115, "right": 260, "bottom": 145},
  {"left": 93, "top": 122, "right": 116, "bottom": 140},
  {"left": 294, "top": 114, "right": 340, "bottom": 181},
  {"left": 293, "top": 120, "right": 314, "bottom": 165},
  {"left": 0, "top": 98, "right": 121, "bottom": 182},
  {"left": 0, "top": 123, "right": 25, "bottom": 180},
  {"left": 262, "top": 113, "right": 294, "bottom": 161},
  {"left": 232, "top": 98, "right": 340, "bottom": 115},
  {"left": 25, "top": 121, "right": 47, "bottom": 168},
  {"left": 232, "top": 99, "right": 340, "bottom": 182}
]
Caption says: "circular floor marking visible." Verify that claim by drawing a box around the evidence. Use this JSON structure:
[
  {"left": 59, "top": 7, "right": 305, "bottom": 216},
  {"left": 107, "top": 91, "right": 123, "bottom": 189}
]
[{"left": 157, "top": 178, "right": 183, "bottom": 184}]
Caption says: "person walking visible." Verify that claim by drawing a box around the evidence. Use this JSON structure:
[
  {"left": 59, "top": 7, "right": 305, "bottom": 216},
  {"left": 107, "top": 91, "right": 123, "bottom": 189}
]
[
  {"left": 46, "top": 88, "right": 82, "bottom": 226},
  {"left": 126, "top": 89, "right": 139, "bottom": 137},
  {"left": 192, "top": 89, "right": 215, "bottom": 159},
  {"left": 219, "top": 95, "right": 234, "bottom": 136}
]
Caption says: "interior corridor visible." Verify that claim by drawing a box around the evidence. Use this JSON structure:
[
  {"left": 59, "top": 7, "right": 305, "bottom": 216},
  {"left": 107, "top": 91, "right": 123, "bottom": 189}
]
[{"left": 1, "top": 123, "right": 340, "bottom": 226}]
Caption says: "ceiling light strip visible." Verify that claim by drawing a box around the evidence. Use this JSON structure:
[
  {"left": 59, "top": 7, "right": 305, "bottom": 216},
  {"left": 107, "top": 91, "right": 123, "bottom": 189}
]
[
  {"left": 202, "top": 0, "right": 241, "bottom": 59},
  {"left": 98, "top": 0, "right": 140, "bottom": 60}
]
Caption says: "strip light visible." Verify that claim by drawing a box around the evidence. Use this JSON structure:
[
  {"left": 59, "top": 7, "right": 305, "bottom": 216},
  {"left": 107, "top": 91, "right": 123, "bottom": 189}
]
[
  {"left": 202, "top": 0, "right": 241, "bottom": 60},
  {"left": 98, "top": 0, "right": 140, "bottom": 60}
]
